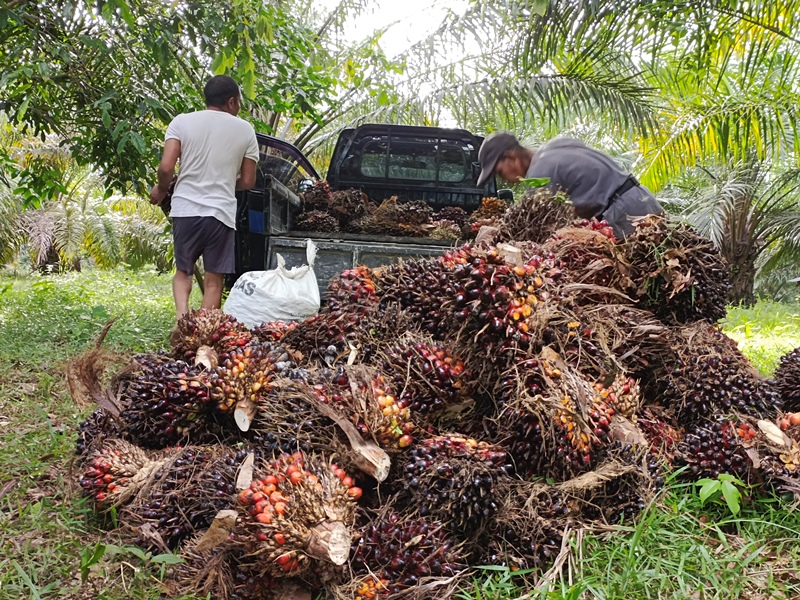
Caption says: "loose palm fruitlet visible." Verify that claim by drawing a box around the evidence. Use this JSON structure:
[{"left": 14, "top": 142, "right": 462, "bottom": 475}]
[
  {"left": 116, "top": 353, "right": 217, "bottom": 448},
  {"left": 496, "top": 358, "right": 615, "bottom": 480},
  {"left": 622, "top": 215, "right": 731, "bottom": 325},
  {"left": 236, "top": 452, "right": 359, "bottom": 577},
  {"left": 301, "top": 180, "right": 334, "bottom": 211},
  {"left": 380, "top": 337, "right": 471, "bottom": 416},
  {"left": 80, "top": 439, "right": 154, "bottom": 508},
  {"left": 295, "top": 210, "right": 340, "bottom": 233},
  {"left": 171, "top": 308, "right": 252, "bottom": 360},
  {"left": 656, "top": 325, "right": 781, "bottom": 424},
  {"left": 76, "top": 407, "right": 120, "bottom": 457},
  {"left": 207, "top": 345, "right": 274, "bottom": 413},
  {"left": 251, "top": 321, "right": 298, "bottom": 344},
  {"left": 497, "top": 188, "right": 574, "bottom": 244},
  {"left": 351, "top": 512, "right": 466, "bottom": 594},
  {"left": 774, "top": 347, "right": 800, "bottom": 412},
  {"left": 676, "top": 419, "right": 756, "bottom": 479},
  {"left": 398, "top": 435, "right": 509, "bottom": 534},
  {"left": 324, "top": 266, "right": 379, "bottom": 313},
  {"left": 436, "top": 206, "right": 469, "bottom": 228}
]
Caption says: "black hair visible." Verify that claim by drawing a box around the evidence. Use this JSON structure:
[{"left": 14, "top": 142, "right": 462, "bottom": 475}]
[{"left": 204, "top": 75, "right": 241, "bottom": 108}]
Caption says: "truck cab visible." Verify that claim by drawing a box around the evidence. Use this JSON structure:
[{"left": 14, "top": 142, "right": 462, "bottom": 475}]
[{"left": 232, "top": 124, "right": 505, "bottom": 297}]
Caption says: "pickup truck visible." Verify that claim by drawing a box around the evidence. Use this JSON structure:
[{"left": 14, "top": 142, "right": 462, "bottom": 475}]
[{"left": 231, "top": 124, "right": 508, "bottom": 297}]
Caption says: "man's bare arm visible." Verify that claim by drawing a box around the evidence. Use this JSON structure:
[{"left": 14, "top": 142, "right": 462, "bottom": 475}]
[
  {"left": 236, "top": 157, "right": 257, "bottom": 191},
  {"left": 150, "top": 139, "right": 181, "bottom": 205}
]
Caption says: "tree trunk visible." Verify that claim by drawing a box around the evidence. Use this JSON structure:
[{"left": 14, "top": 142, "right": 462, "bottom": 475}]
[{"left": 726, "top": 254, "right": 757, "bottom": 306}]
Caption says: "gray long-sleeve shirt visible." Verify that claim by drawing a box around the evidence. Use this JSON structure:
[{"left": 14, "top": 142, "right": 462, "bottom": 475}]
[{"left": 525, "top": 137, "right": 662, "bottom": 237}]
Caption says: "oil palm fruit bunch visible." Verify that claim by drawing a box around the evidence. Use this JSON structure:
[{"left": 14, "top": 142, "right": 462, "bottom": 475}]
[
  {"left": 436, "top": 206, "right": 469, "bottom": 228},
  {"left": 497, "top": 188, "right": 574, "bottom": 244},
  {"left": 295, "top": 210, "right": 339, "bottom": 233},
  {"left": 351, "top": 512, "right": 466, "bottom": 593},
  {"left": 328, "top": 189, "right": 372, "bottom": 225},
  {"left": 430, "top": 219, "right": 462, "bottom": 241},
  {"left": 622, "top": 215, "right": 731, "bottom": 325},
  {"left": 236, "top": 452, "right": 359, "bottom": 577},
  {"left": 301, "top": 180, "right": 333, "bottom": 211},
  {"left": 496, "top": 358, "right": 615, "bottom": 480},
  {"left": 251, "top": 321, "right": 297, "bottom": 344},
  {"left": 127, "top": 447, "right": 246, "bottom": 550},
  {"left": 116, "top": 353, "right": 217, "bottom": 448},
  {"left": 657, "top": 325, "right": 781, "bottom": 423},
  {"left": 398, "top": 435, "right": 509, "bottom": 534},
  {"left": 395, "top": 199, "right": 434, "bottom": 226},
  {"left": 207, "top": 345, "right": 275, "bottom": 413},
  {"left": 324, "top": 266, "right": 378, "bottom": 313},
  {"left": 470, "top": 197, "right": 508, "bottom": 223},
  {"left": 676, "top": 419, "right": 756, "bottom": 479},
  {"left": 773, "top": 347, "right": 800, "bottom": 411},
  {"left": 379, "top": 337, "right": 471, "bottom": 417},
  {"left": 171, "top": 308, "right": 252, "bottom": 360},
  {"left": 363, "top": 374, "right": 414, "bottom": 450},
  {"left": 482, "top": 515, "right": 566, "bottom": 572},
  {"left": 80, "top": 439, "right": 154, "bottom": 508},
  {"left": 637, "top": 408, "right": 683, "bottom": 466},
  {"left": 76, "top": 407, "right": 120, "bottom": 457},
  {"left": 595, "top": 373, "right": 640, "bottom": 420}
]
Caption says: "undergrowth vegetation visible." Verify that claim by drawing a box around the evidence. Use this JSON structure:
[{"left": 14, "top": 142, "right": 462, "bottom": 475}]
[{"left": 0, "top": 269, "right": 798, "bottom": 599}]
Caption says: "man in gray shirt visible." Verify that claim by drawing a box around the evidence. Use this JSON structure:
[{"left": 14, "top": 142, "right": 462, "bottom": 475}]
[{"left": 476, "top": 132, "right": 663, "bottom": 238}]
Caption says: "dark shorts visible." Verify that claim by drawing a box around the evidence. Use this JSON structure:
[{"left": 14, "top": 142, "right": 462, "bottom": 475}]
[{"left": 172, "top": 216, "right": 235, "bottom": 274}]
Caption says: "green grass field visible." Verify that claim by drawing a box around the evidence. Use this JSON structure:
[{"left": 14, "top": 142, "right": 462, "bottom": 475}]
[{"left": 0, "top": 269, "right": 798, "bottom": 600}]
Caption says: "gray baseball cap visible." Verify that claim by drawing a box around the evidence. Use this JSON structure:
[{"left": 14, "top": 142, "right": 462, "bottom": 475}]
[{"left": 476, "top": 132, "right": 520, "bottom": 187}]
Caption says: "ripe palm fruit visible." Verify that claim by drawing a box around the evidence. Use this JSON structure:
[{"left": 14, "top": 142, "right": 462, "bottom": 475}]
[
  {"left": 656, "top": 324, "right": 782, "bottom": 424},
  {"left": 436, "top": 206, "right": 469, "bottom": 228},
  {"left": 236, "top": 452, "right": 359, "bottom": 577},
  {"left": 470, "top": 197, "right": 508, "bottom": 223},
  {"left": 398, "top": 435, "right": 510, "bottom": 534},
  {"left": 301, "top": 180, "right": 333, "bottom": 211},
  {"left": 379, "top": 337, "right": 472, "bottom": 417},
  {"left": 116, "top": 352, "right": 218, "bottom": 448},
  {"left": 76, "top": 408, "right": 120, "bottom": 457},
  {"left": 171, "top": 308, "right": 252, "bottom": 360},
  {"left": 79, "top": 439, "right": 155, "bottom": 508},
  {"left": 207, "top": 345, "right": 274, "bottom": 413},
  {"left": 324, "top": 266, "right": 379, "bottom": 313},
  {"left": 774, "top": 347, "right": 800, "bottom": 411},
  {"left": 295, "top": 210, "right": 339, "bottom": 233},
  {"left": 126, "top": 446, "right": 247, "bottom": 550},
  {"left": 351, "top": 512, "right": 466, "bottom": 593},
  {"left": 676, "top": 419, "right": 756, "bottom": 479},
  {"left": 622, "top": 215, "right": 731, "bottom": 325},
  {"left": 251, "top": 321, "right": 297, "bottom": 344}
]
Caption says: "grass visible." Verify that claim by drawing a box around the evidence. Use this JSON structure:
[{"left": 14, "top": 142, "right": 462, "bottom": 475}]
[{"left": 0, "top": 268, "right": 798, "bottom": 599}]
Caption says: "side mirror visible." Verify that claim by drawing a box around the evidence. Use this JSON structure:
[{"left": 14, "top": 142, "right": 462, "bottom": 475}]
[
  {"left": 298, "top": 178, "right": 315, "bottom": 194},
  {"left": 497, "top": 188, "right": 514, "bottom": 203}
]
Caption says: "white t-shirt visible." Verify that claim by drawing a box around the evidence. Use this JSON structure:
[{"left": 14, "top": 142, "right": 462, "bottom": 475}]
[{"left": 165, "top": 110, "right": 260, "bottom": 229}]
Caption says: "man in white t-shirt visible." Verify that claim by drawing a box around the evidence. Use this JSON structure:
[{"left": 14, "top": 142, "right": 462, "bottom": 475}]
[{"left": 150, "top": 75, "right": 260, "bottom": 322}]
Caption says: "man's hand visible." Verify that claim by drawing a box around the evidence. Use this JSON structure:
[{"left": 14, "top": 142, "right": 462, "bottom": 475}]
[{"left": 150, "top": 184, "right": 168, "bottom": 206}]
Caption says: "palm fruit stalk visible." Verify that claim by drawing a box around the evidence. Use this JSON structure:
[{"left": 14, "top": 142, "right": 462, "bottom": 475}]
[
  {"left": 496, "top": 188, "right": 574, "bottom": 244},
  {"left": 676, "top": 419, "right": 757, "bottom": 479},
  {"left": 395, "top": 435, "right": 510, "bottom": 536},
  {"left": 121, "top": 446, "right": 248, "bottom": 550},
  {"left": 621, "top": 215, "right": 731, "bottom": 325},
  {"left": 757, "top": 416, "right": 800, "bottom": 493},
  {"left": 301, "top": 180, "right": 333, "bottom": 211},
  {"left": 773, "top": 347, "right": 800, "bottom": 411},
  {"left": 647, "top": 323, "right": 782, "bottom": 424},
  {"left": 235, "top": 452, "right": 359, "bottom": 578},
  {"left": 378, "top": 335, "right": 473, "bottom": 420},
  {"left": 79, "top": 439, "right": 159, "bottom": 509},
  {"left": 495, "top": 354, "right": 616, "bottom": 481},
  {"left": 295, "top": 210, "right": 340, "bottom": 233},
  {"left": 171, "top": 308, "right": 252, "bottom": 361},
  {"left": 115, "top": 352, "right": 221, "bottom": 448},
  {"left": 76, "top": 407, "right": 120, "bottom": 457},
  {"left": 351, "top": 511, "right": 466, "bottom": 594}
]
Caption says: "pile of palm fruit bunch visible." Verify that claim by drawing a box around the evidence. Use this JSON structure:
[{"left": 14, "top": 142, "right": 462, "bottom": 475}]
[{"left": 71, "top": 194, "right": 800, "bottom": 599}]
